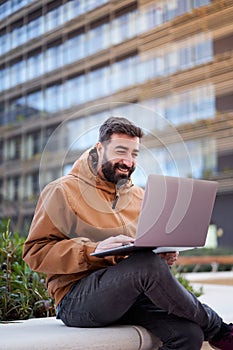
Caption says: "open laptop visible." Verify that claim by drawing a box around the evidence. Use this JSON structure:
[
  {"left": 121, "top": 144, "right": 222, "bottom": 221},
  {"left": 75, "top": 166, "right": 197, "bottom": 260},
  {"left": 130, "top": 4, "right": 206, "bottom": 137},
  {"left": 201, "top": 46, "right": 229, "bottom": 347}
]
[{"left": 91, "top": 174, "right": 218, "bottom": 257}]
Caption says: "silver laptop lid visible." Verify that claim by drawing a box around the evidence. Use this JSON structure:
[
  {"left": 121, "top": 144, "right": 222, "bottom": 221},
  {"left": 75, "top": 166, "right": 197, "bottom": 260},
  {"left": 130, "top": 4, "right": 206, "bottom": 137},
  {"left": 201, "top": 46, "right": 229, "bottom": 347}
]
[{"left": 135, "top": 175, "right": 218, "bottom": 248}]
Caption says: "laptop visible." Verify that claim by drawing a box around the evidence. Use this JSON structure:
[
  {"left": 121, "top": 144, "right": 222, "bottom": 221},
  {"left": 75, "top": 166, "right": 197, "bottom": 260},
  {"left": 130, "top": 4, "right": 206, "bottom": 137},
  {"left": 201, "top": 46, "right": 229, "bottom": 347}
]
[{"left": 91, "top": 174, "right": 218, "bottom": 257}]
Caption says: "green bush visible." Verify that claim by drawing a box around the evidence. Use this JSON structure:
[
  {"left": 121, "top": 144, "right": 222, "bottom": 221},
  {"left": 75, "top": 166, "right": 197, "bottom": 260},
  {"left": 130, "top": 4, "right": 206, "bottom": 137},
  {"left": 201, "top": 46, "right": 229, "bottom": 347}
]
[
  {"left": 173, "top": 270, "right": 203, "bottom": 297},
  {"left": 0, "top": 219, "right": 55, "bottom": 321}
]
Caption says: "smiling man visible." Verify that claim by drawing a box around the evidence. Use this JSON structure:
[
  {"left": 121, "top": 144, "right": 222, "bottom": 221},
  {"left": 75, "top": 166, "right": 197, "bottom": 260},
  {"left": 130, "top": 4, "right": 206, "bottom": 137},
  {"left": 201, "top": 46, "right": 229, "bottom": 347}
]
[
  {"left": 97, "top": 134, "right": 139, "bottom": 183},
  {"left": 23, "top": 116, "right": 232, "bottom": 350}
]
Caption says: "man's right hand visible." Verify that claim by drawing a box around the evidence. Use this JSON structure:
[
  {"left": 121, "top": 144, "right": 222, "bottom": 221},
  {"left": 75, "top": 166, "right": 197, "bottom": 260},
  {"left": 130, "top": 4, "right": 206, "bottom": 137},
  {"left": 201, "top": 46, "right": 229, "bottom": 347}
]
[{"left": 95, "top": 235, "right": 134, "bottom": 254}]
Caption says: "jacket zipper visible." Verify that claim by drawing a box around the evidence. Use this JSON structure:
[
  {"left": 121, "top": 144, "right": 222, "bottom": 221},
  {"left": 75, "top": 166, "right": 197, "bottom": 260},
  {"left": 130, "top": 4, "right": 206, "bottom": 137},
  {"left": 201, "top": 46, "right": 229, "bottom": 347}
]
[
  {"left": 112, "top": 192, "right": 119, "bottom": 209},
  {"left": 112, "top": 190, "right": 128, "bottom": 235},
  {"left": 112, "top": 180, "right": 127, "bottom": 209}
]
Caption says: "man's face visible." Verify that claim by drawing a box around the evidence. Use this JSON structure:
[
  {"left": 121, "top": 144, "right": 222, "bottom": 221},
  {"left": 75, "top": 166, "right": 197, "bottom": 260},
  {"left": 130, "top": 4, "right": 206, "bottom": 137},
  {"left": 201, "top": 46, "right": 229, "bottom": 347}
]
[{"left": 97, "top": 134, "right": 140, "bottom": 184}]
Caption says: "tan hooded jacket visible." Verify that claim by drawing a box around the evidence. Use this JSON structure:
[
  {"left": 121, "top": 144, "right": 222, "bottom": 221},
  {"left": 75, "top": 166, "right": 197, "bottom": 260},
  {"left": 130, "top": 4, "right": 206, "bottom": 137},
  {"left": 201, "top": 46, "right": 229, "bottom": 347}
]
[{"left": 23, "top": 148, "right": 144, "bottom": 305}]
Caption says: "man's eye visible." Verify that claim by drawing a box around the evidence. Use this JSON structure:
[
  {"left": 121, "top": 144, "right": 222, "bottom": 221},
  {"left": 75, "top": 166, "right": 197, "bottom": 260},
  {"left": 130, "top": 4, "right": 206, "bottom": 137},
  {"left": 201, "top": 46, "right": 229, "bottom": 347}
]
[
  {"left": 132, "top": 153, "right": 139, "bottom": 158},
  {"left": 116, "top": 150, "right": 126, "bottom": 155}
]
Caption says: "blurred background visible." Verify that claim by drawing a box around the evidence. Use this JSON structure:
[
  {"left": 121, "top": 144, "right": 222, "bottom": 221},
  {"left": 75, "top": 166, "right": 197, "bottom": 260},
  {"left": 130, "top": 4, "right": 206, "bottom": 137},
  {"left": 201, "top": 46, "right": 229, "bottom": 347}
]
[{"left": 0, "top": 0, "right": 232, "bottom": 249}]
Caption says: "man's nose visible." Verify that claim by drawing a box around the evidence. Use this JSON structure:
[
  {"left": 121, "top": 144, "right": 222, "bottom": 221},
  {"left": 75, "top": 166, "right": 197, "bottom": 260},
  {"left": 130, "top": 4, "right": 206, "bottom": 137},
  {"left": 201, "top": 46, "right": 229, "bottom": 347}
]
[{"left": 121, "top": 158, "right": 133, "bottom": 167}]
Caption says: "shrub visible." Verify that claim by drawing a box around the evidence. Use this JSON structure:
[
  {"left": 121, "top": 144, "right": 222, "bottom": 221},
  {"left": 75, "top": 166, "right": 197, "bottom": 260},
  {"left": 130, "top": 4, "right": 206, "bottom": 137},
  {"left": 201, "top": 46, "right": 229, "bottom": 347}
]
[
  {"left": 0, "top": 219, "right": 55, "bottom": 321},
  {"left": 173, "top": 270, "right": 203, "bottom": 297}
]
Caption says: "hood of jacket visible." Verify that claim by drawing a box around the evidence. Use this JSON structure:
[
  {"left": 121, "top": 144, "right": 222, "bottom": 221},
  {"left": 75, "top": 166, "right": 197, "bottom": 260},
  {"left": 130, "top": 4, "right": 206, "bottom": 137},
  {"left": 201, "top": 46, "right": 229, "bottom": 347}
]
[{"left": 69, "top": 147, "right": 134, "bottom": 197}]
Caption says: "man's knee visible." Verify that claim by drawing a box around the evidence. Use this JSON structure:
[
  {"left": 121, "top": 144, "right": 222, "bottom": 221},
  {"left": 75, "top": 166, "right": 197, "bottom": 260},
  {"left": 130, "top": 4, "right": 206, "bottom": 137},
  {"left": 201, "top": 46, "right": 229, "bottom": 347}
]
[
  {"left": 127, "top": 251, "right": 166, "bottom": 270},
  {"left": 169, "top": 322, "right": 204, "bottom": 350},
  {"left": 126, "top": 251, "right": 169, "bottom": 280}
]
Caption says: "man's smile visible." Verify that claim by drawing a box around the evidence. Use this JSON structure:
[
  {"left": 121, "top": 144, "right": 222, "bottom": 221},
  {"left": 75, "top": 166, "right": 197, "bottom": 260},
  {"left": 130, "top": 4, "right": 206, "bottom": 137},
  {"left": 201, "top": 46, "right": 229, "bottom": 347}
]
[{"left": 116, "top": 164, "right": 130, "bottom": 173}]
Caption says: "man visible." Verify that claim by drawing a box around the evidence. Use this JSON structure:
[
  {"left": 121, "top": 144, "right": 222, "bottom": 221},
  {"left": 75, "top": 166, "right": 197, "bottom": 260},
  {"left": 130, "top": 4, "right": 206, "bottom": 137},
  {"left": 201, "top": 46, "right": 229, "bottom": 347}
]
[{"left": 23, "top": 117, "right": 232, "bottom": 350}]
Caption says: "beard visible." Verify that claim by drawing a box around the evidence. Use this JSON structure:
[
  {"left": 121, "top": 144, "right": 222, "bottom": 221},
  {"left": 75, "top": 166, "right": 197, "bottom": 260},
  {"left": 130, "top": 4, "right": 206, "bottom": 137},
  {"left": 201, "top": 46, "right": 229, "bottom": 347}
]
[{"left": 101, "top": 154, "right": 135, "bottom": 184}]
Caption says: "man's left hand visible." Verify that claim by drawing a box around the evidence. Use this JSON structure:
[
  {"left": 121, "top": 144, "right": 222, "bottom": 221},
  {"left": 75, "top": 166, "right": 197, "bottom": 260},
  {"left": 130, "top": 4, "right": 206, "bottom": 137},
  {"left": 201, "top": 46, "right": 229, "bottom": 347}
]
[{"left": 158, "top": 251, "right": 179, "bottom": 266}]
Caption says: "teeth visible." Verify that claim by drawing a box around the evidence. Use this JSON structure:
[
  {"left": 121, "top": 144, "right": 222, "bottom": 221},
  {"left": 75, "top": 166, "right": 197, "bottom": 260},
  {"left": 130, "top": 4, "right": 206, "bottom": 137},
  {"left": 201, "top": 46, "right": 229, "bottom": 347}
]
[{"left": 118, "top": 167, "right": 128, "bottom": 172}]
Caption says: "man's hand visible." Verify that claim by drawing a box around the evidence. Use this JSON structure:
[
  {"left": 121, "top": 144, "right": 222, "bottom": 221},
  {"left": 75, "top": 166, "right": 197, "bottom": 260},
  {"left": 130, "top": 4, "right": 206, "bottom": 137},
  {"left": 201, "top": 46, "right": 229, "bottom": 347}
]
[
  {"left": 95, "top": 235, "right": 134, "bottom": 254},
  {"left": 158, "top": 251, "right": 179, "bottom": 266}
]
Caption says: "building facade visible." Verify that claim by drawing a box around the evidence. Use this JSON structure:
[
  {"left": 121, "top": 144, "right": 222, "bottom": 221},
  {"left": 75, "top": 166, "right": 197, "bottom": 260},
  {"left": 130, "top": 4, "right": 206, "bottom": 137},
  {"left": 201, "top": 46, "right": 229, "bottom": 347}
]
[{"left": 0, "top": 0, "right": 232, "bottom": 246}]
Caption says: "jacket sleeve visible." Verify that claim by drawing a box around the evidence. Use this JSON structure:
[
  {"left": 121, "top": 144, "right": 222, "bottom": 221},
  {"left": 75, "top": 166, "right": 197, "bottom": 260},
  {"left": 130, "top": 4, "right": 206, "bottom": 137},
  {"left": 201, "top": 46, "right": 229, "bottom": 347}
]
[{"left": 23, "top": 182, "right": 118, "bottom": 275}]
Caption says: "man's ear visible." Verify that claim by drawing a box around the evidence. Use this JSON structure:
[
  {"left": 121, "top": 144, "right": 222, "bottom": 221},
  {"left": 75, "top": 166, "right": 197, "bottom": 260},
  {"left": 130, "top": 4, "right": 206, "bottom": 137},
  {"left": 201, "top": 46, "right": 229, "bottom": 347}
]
[{"left": 96, "top": 142, "right": 103, "bottom": 156}]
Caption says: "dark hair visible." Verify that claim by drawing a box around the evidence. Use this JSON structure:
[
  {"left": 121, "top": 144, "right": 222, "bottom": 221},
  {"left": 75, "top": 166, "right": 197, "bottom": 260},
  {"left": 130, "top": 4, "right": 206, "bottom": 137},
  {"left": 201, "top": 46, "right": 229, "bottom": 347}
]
[{"left": 99, "top": 116, "right": 144, "bottom": 142}]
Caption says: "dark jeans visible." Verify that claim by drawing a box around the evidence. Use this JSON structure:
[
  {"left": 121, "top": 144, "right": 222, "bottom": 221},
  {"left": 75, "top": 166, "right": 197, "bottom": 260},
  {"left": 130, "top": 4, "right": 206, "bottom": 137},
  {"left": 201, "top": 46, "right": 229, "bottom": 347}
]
[{"left": 58, "top": 251, "right": 222, "bottom": 350}]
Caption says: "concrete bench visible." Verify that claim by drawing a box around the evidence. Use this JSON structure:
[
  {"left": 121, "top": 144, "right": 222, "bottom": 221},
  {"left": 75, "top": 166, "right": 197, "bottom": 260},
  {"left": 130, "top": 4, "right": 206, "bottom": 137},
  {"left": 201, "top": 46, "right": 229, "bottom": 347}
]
[
  {"left": 1, "top": 317, "right": 161, "bottom": 350},
  {"left": 176, "top": 255, "right": 233, "bottom": 272}
]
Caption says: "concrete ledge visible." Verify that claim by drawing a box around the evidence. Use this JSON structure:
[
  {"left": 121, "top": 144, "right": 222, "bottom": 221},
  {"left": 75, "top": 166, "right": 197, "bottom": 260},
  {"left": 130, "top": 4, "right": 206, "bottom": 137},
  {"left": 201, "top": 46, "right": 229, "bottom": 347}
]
[{"left": 1, "top": 317, "right": 161, "bottom": 350}]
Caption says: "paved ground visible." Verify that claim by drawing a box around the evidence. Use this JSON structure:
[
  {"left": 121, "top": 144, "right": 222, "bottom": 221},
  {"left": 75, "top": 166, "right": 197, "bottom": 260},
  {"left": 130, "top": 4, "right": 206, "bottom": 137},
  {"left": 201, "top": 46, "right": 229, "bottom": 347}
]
[
  {"left": 184, "top": 271, "right": 233, "bottom": 323},
  {"left": 183, "top": 271, "right": 233, "bottom": 350}
]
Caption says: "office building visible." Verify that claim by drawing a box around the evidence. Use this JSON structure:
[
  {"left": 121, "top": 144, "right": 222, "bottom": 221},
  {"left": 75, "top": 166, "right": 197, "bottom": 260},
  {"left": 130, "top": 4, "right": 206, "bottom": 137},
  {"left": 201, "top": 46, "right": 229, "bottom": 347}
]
[{"left": 0, "top": 0, "right": 232, "bottom": 246}]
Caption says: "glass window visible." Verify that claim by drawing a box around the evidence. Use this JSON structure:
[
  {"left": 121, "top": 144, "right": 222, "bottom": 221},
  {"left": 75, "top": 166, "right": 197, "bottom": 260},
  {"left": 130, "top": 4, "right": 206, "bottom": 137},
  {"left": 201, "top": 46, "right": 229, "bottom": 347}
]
[
  {"left": 45, "top": 86, "right": 57, "bottom": 113},
  {"left": 7, "top": 177, "right": 15, "bottom": 201},
  {"left": 43, "top": 125, "right": 57, "bottom": 148},
  {"left": 25, "top": 174, "right": 33, "bottom": 200},
  {"left": 64, "top": 1, "right": 76, "bottom": 21},
  {"left": 31, "top": 131, "right": 42, "bottom": 156},
  {"left": 4, "top": 67, "right": 11, "bottom": 90},
  {"left": 44, "top": 47, "right": 53, "bottom": 72},
  {"left": 44, "top": 84, "right": 63, "bottom": 113},
  {"left": 11, "top": 26, "right": 26, "bottom": 49},
  {"left": 102, "top": 22, "right": 111, "bottom": 49},
  {"left": 13, "top": 96, "right": 27, "bottom": 122},
  {"left": 164, "top": 0, "right": 178, "bottom": 21},
  {"left": 0, "top": 101, "right": 5, "bottom": 125},
  {"left": 32, "top": 172, "right": 40, "bottom": 196},
  {"left": 6, "top": 137, "right": 21, "bottom": 161},
  {"left": 73, "top": 0, "right": 85, "bottom": 17},
  {"left": 0, "top": 33, "right": 10, "bottom": 55},
  {"left": 0, "top": 2, "right": 11, "bottom": 21},
  {"left": 113, "top": 57, "right": 133, "bottom": 90},
  {"left": 27, "top": 55, "right": 40, "bottom": 80},
  {"left": 73, "top": 75, "right": 86, "bottom": 103},
  {"left": 194, "top": 33, "right": 213, "bottom": 64},
  {"left": 10, "top": 64, "right": 17, "bottom": 87},
  {"left": 64, "top": 34, "right": 85, "bottom": 64},
  {"left": 110, "top": 62, "right": 120, "bottom": 92},
  {"left": 63, "top": 163, "right": 73, "bottom": 175},
  {"left": 179, "top": 40, "right": 193, "bottom": 69},
  {"left": 112, "top": 13, "right": 132, "bottom": 45},
  {"left": 64, "top": 75, "right": 86, "bottom": 107},
  {"left": 142, "top": 2, "right": 164, "bottom": 31},
  {"left": 26, "top": 90, "right": 44, "bottom": 117},
  {"left": 45, "top": 6, "right": 64, "bottom": 32},
  {"left": 85, "top": 0, "right": 96, "bottom": 12},
  {"left": 196, "top": 84, "right": 215, "bottom": 119},
  {"left": 87, "top": 26, "right": 105, "bottom": 55},
  {"left": 88, "top": 67, "right": 109, "bottom": 100},
  {"left": 128, "top": 10, "right": 138, "bottom": 38},
  {"left": 0, "top": 69, "right": 5, "bottom": 91},
  {"left": 27, "top": 18, "right": 41, "bottom": 40},
  {"left": 63, "top": 79, "right": 73, "bottom": 109},
  {"left": 145, "top": 98, "right": 167, "bottom": 130},
  {"left": 24, "top": 134, "right": 33, "bottom": 159},
  {"left": 12, "top": 0, "right": 22, "bottom": 12},
  {"left": 0, "top": 140, "right": 3, "bottom": 164},
  {"left": 67, "top": 115, "right": 101, "bottom": 151},
  {"left": 193, "top": 0, "right": 211, "bottom": 8},
  {"left": 17, "top": 60, "right": 27, "bottom": 84},
  {"left": 44, "top": 46, "right": 63, "bottom": 72},
  {"left": 178, "top": 90, "right": 194, "bottom": 124},
  {"left": 176, "top": 0, "right": 192, "bottom": 17},
  {"left": 17, "top": 25, "right": 27, "bottom": 45},
  {"left": 137, "top": 57, "right": 156, "bottom": 83},
  {"left": 165, "top": 44, "right": 178, "bottom": 74}
]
